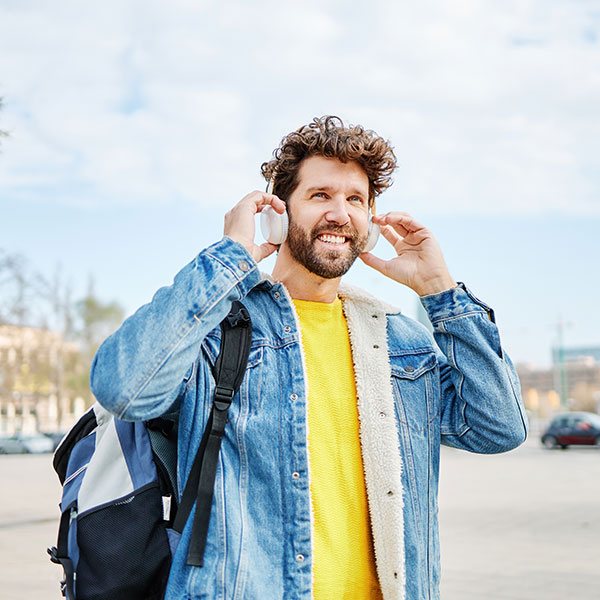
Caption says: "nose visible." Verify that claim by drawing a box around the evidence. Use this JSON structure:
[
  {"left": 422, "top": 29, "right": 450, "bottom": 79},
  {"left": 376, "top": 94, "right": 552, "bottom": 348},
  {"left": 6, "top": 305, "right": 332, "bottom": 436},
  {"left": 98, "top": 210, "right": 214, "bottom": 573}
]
[{"left": 324, "top": 195, "right": 350, "bottom": 226}]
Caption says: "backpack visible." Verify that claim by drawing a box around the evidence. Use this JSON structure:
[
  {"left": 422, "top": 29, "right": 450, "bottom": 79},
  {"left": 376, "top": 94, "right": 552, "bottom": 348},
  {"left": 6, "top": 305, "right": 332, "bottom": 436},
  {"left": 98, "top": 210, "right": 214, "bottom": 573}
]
[{"left": 48, "top": 301, "right": 252, "bottom": 600}]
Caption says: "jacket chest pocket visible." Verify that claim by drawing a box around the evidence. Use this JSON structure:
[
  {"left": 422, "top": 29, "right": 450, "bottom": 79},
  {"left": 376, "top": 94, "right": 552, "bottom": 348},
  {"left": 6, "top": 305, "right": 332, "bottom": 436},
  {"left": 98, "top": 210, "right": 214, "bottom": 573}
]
[
  {"left": 201, "top": 336, "right": 264, "bottom": 418},
  {"left": 390, "top": 351, "right": 438, "bottom": 433}
]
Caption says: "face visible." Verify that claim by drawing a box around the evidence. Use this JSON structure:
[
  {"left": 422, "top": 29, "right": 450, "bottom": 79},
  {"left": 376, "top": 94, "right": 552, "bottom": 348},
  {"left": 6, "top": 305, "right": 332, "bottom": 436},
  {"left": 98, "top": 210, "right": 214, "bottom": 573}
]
[{"left": 284, "top": 156, "right": 370, "bottom": 279}]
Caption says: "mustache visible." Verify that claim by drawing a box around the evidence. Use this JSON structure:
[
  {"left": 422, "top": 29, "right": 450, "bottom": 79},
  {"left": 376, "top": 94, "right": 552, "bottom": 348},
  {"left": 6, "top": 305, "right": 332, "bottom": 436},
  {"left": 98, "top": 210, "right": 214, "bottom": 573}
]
[{"left": 311, "top": 223, "right": 358, "bottom": 238}]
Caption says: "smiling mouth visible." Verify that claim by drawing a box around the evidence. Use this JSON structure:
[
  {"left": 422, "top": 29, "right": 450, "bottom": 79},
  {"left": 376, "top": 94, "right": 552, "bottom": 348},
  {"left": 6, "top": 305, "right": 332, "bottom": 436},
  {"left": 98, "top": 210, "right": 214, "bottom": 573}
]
[{"left": 316, "top": 233, "right": 348, "bottom": 245}]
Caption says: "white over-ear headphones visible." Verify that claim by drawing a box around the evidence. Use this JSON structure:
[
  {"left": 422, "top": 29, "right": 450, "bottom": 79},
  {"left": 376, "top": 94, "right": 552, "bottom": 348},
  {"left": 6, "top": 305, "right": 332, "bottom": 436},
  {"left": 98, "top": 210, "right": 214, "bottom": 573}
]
[
  {"left": 363, "top": 193, "right": 381, "bottom": 253},
  {"left": 260, "top": 205, "right": 289, "bottom": 245},
  {"left": 261, "top": 178, "right": 380, "bottom": 252},
  {"left": 261, "top": 177, "right": 289, "bottom": 245}
]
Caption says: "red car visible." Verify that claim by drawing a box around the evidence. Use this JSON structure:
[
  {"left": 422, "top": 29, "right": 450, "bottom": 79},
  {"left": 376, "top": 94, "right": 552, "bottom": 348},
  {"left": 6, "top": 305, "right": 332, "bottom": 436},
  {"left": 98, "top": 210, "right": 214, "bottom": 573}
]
[{"left": 541, "top": 412, "right": 600, "bottom": 449}]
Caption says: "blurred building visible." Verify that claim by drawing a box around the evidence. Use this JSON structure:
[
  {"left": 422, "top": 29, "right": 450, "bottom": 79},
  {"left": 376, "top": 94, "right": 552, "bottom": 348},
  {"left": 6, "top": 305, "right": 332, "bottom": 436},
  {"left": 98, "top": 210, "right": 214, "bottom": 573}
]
[
  {"left": 517, "top": 345, "right": 600, "bottom": 417},
  {"left": 551, "top": 345, "right": 600, "bottom": 364},
  {"left": 0, "top": 325, "right": 85, "bottom": 436}
]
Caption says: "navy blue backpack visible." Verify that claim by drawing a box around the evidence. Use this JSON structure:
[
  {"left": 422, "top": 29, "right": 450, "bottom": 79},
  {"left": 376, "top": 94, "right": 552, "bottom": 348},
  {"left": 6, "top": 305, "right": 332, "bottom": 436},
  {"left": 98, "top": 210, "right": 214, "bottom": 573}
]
[{"left": 48, "top": 302, "right": 252, "bottom": 599}]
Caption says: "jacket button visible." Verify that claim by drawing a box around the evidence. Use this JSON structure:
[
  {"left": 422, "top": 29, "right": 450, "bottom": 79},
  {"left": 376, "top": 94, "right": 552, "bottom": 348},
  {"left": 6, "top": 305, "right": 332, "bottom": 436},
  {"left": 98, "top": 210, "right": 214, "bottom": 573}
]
[
  {"left": 379, "top": 412, "right": 386, "bottom": 419},
  {"left": 292, "top": 472, "right": 300, "bottom": 480},
  {"left": 284, "top": 325, "right": 292, "bottom": 333},
  {"left": 290, "top": 393, "right": 298, "bottom": 401},
  {"left": 239, "top": 261, "right": 250, "bottom": 272},
  {"left": 404, "top": 365, "right": 415, "bottom": 373},
  {"left": 296, "top": 554, "right": 305, "bottom": 562},
  {"left": 274, "top": 291, "right": 280, "bottom": 299}
]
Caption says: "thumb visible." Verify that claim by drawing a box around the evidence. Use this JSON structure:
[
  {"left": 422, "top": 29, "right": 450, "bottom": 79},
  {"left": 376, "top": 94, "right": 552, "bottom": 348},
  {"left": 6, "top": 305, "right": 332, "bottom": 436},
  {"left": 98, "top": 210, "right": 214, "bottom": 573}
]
[
  {"left": 359, "top": 252, "right": 389, "bottom": 276},
  {"left": 255, "top": 242, "right": 278, "bottom": 263}
]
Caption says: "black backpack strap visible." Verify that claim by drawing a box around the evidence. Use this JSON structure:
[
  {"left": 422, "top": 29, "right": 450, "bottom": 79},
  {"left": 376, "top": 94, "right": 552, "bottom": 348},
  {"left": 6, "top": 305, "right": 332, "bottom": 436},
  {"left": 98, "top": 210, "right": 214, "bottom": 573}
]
[
  {"left": 48, "top": 503, "right": 76, "bottom": 599},
  {"left": 172, "top": 301, "right": 252, "bottom": 567},
  {"left": 53, "top": 409, "right": 97, "bottom": 484}
]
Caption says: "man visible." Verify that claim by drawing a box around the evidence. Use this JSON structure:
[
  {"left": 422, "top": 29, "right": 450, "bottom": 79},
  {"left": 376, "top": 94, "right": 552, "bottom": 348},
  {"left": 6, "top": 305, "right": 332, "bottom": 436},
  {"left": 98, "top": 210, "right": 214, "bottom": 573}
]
[{"left": 91, "top": 116, "right": 527, "bottom": 599}]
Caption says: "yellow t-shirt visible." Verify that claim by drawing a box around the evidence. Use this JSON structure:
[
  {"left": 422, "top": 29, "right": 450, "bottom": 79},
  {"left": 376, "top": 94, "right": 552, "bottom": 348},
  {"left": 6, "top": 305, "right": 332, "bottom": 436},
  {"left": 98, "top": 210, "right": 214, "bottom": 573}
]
[{"left": 293, "top": 297, "right": 383, "bottom": 600}]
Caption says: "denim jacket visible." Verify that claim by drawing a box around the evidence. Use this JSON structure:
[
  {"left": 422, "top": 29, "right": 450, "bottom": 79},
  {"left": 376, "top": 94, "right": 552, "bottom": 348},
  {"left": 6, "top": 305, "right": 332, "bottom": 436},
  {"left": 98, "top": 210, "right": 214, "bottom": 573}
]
[{"left": 91, "top": 236, "right": 528, "bottom": 600}]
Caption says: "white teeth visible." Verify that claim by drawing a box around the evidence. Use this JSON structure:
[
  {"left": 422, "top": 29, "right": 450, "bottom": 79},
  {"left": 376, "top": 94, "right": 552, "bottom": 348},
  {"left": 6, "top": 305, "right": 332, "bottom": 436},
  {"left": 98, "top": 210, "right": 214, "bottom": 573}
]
[{"left": 318, "top": 234, "right": 346, "bottom": 244}]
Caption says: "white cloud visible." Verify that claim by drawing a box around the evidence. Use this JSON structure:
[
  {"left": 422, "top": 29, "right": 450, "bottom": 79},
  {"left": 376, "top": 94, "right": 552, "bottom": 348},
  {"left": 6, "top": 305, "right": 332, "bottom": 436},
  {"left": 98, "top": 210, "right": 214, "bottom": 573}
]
[{"left": 0, "top": 0, "right": 598, "bottom": 215}]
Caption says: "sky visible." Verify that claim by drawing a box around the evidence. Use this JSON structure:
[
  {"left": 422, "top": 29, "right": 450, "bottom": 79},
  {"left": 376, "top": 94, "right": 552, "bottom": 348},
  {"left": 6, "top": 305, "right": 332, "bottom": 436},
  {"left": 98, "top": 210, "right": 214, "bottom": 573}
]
[{"left": 1, "top": 0, "right": 599, "bottom": 368}]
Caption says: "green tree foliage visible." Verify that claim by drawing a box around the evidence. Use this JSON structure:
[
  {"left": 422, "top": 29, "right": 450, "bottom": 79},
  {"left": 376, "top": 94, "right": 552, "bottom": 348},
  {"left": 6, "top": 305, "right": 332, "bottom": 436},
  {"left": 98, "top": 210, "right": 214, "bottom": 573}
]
[
  {"left": 76, "top": 280, "right": 125, "bottom": 358},
  {"left": 71, "top": 280, "right": 125, "bottom": 404}
]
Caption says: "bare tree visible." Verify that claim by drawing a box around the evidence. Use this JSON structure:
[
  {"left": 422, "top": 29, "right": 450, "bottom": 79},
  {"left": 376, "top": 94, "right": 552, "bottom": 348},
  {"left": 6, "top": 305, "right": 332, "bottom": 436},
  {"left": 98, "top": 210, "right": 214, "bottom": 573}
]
[
  {"left": 0, "top": 249, "right": 40, "bottom": 326},
  {"left": 37, "top": 265, "right": 75, "bottom": 425},
  {"left": 0, "top": 249, "right": 125, "bottom": 424}
]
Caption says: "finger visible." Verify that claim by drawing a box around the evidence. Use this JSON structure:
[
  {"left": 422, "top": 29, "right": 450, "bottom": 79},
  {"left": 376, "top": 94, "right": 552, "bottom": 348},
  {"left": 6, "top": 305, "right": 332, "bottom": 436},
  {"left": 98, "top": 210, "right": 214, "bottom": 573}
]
[
  {"left": 380, "top": 212, "right": 426, "bottom": 233},
  {"left": 236, "top": 192, "right": 278, "bottom": 216},
  {"left": 380, "top": 224, "right": 404, "bottom": 245},
  {"left": 373, "top": 214, "right": 409, "bottom": 237},
  {"left": 256, "top": 198, "right": 286, "bottom": 214},
  {"left": 245, "top": 191, "right": 286, "bottom": 214},
  {"left": 359, "top": 251, "right": 391, "bottom": 276}
]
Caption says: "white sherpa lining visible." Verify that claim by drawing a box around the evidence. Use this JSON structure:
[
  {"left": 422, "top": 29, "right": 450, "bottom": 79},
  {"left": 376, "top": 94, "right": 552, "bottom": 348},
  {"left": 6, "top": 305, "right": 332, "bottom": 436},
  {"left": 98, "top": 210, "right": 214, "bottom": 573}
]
[{"left": 339, "top": 282, "right": 406, "bottom": 600}]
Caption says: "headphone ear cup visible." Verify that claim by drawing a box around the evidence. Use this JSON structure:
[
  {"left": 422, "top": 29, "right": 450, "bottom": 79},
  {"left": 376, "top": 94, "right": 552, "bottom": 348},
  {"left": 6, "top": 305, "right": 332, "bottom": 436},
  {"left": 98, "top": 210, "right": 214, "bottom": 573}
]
[
  {"left": 260, "top": 206, "right": 289, "bottom": 245},
  {"left": 363, "top": 218, "right": 380, "bottom": 253}
]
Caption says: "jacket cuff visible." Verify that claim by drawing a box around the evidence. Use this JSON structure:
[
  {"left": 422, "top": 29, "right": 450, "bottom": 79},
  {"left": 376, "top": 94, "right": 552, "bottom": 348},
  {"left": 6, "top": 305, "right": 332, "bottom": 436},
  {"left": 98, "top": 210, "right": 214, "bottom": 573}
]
[
  {"left": 202, "top": 236, "right": 262, "bottom": 295},
  {"left": 419, "top": 282, "right": 496, "bottom": 324}
]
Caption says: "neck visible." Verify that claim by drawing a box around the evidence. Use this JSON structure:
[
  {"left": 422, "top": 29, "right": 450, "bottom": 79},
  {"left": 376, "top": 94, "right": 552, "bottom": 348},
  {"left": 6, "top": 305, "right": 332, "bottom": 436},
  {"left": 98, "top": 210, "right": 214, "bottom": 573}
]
[{"left": 271, "top": 246, "right": 341, "bottom": 303}]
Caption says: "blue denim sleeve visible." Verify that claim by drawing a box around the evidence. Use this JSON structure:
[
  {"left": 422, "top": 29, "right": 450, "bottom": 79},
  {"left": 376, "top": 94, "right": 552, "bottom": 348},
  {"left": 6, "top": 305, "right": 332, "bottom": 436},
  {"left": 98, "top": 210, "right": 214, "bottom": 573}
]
[
  {"left": 420, "top": 283, "right": 528, "bottom": 453},
  {"left": 90, "top": 237, "right": 262, "bottom": 421}
]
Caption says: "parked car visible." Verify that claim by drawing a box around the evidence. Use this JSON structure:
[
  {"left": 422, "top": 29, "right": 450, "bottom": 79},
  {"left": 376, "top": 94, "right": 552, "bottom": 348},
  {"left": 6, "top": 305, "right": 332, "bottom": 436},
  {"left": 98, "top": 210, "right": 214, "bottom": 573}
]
[
  {"left": 0, "top": 433, "right": 54, "bottom": 454},
  {"left": 0, "top": 436, "right": 27, "bottom": 454},
  {"left": 44, "top": 431, "right": 67, "bottom": 451},
  {"left": 19, "top": 433, "right": 54, "bottom": 453},
  {"left": 541, "top": 412, "right": 600, "bottom": 449}
]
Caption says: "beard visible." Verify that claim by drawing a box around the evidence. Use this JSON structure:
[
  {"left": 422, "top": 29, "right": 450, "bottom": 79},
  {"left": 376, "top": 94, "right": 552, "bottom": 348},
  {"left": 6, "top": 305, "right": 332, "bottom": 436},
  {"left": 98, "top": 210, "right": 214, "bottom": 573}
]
[{"left": 286, "top": 218, "right": 367, "bottom": 279}]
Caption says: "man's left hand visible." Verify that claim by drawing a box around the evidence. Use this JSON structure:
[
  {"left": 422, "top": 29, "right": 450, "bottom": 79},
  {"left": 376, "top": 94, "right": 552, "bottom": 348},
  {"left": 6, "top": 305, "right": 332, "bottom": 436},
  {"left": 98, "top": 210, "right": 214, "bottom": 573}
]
[{"left": 359, "top": 212, "right": 457, "bottom": 296}]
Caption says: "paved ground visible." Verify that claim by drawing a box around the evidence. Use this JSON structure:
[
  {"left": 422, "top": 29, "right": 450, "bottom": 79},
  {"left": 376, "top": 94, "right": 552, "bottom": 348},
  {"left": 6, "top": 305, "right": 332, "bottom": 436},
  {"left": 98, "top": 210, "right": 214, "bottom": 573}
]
[
  {"left": 1, "top": 435, "right": 598, "bottom": 599},
  {"left": 0, "top": 452, "right": 62, "bottom": 600},
  {"left": 439, "top": 437, "right": 599, "bottom": 599}
]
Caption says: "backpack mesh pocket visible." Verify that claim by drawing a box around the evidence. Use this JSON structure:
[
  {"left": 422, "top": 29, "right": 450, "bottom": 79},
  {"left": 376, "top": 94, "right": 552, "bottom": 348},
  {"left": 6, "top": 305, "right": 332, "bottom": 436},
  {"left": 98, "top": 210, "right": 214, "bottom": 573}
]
[{"left": 75, "top": 483, "right": 171, "bottom": 600}]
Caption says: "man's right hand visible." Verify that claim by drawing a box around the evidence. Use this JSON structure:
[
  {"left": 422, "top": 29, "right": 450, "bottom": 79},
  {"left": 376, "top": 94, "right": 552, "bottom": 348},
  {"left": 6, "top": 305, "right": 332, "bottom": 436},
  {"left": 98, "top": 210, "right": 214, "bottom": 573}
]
[{"left": 223, "top": 191, "right": 286, "bottom": 263}]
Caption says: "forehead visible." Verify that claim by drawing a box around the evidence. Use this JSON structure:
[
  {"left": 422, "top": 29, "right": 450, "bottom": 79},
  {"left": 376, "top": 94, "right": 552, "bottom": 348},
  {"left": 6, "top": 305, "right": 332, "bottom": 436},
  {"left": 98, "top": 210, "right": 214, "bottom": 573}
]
[{"left": 295, "top": 156, "right": 369, "bottom": 194}]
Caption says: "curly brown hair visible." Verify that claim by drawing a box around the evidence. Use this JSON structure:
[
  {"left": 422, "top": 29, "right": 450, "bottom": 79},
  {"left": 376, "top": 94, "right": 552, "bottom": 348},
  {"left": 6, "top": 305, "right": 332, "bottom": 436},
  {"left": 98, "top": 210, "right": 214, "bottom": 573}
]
[{"left": 261, "top": 115, "right": 396, "bottom": 207}]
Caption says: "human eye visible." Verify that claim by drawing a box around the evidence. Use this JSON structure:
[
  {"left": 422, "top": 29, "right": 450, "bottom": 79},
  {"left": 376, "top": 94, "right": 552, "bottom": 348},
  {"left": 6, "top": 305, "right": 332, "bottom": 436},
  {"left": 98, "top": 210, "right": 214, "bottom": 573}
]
[
  {"left": 311, "top": 192, "right": 327, "bottom": 198},
  {"left": 348, "top": 195, "right": 364, "bottom": 204}
]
